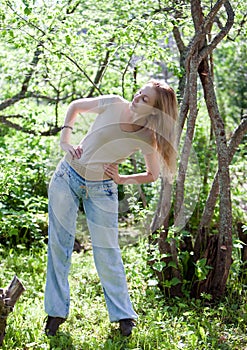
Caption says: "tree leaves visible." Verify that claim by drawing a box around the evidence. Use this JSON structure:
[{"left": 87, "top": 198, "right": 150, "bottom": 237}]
[
  {"left": 65, "top": 35, "right": 71, "bottom": 45},
  {"left": 24, "top": 6, "right": 32, "bottom": 16}
]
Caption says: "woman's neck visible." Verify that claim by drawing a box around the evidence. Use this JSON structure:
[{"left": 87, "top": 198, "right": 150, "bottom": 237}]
[{"left": 120, "top": 104, "right": 147, "bottom": 131}]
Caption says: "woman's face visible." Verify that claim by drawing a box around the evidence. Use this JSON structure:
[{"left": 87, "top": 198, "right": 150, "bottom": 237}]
[{"left": 130, "top": 85, "right": 157, "bottom": 117}]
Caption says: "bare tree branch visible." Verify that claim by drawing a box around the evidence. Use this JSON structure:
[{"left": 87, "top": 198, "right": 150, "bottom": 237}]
[
  {"left": 28, "top": 92, "right": 74, "bottom": 102},
  {"left": 227, "top": 11, "right": 247, "bottom": 40},
  {"left": 5, "top": 4, "right": 103, "bottom": 97},
  {"left": 174, "top": 55, "right": 199, "bottom": 228},
  {"left": 199, "top": 115, "right": 247, "bottom": 228},
  {"left": 121, "top": 19, "right": 153, "bottom": 97},
  {"left": 55, "top": 52, "right": 103, "bottom": 95},
  {"left": 0, "top": 115, "right": 61, "bottom": 136},
  {"left": 0, "top": 44, "right": 43, "bottom": 111},
  {"left": 203, "top": 0, "right": 228, "bottom": 31},
  {"left": 172, "top": 26, "right": 185, "bottom": 55},
  {"left": 6, "top": 1, "right": 47, "bottom": 37},
  {"left": 66, "top": 0, "right": 81, "bottom": 14},
  {"left": 0, "top": 115, "right": 32, "bottom": 133},
  {"left": 183, "top": 0, "right": 230, "bottom": 71},
  {"left": 0, "top": 114, "right": 61, "bottom": 136},
  {"left": 88, "top": 37, "right": 116, "bottom": 97},
  {"left": 199, "top": 1, "right": 234, "bottom": 61}
]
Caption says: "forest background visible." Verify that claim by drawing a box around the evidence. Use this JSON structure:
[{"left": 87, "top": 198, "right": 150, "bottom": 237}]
[{"left": 0, "top": 0, "right": 247, "bottom": 349}]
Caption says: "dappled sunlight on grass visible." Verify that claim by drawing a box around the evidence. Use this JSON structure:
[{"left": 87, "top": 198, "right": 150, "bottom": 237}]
[{"left": 0, "top": 240, "right": 247, "bottom": 349}]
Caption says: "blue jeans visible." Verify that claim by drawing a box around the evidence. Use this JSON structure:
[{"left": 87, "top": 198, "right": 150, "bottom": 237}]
[{"left": 44, "top": 160, "right": 137, "bottom": 322}]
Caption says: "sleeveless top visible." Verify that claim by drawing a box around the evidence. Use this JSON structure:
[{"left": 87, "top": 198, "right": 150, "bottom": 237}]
[{"left": 64, "top": 95, "right": 154, "bottom": 180}]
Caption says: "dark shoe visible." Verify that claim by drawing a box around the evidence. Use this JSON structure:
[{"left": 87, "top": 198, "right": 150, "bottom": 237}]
[
  {"left": 119, "top": 319, "right": 135, "bottom": 336},
  {"left": 45, "top": 316, "right": 66, "bottom": 336}
]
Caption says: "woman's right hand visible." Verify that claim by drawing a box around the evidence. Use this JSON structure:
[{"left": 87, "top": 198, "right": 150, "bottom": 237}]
[{"left": 60, "top": 142, "right": 83, "bottom": 159}]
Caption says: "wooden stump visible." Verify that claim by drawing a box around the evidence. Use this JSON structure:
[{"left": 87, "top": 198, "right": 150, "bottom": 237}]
[{"left": 0, "top": 276, "right": 25, "bottom": 346}]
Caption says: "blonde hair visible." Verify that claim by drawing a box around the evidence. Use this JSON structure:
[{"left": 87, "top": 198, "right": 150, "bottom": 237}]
[{"left": 146, "top": 80, "right": 178, "bottom": 181}]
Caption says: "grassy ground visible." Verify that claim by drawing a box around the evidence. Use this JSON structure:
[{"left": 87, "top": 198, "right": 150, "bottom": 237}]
[{"left": 0, "top": 239, "right": 247, "bottom": 350}]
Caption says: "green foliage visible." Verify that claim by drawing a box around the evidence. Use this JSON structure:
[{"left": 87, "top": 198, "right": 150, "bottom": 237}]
[
  {"left": 215, "top": 29, "right": 247, "bottom": 124},
  {"left": 0, "top": 239, "right": 247, "bottom": 349},
  {"left": 194, "top": 258, "right": 213, "bottom": 282},
  {"left": 0, "top": 0, "right": 246, "bottom": 302},
  {"left": 1, "top": 0, "right": 246, "bottom": 235},
  {"left": 230, "top": 143, "right": 247, "bottom": 225},
  {"left": 148, "top": 227, "right": 216, "bottom": 293},
  {"left": 0, "top": 0, "right": 178, "bottom": 115},
  {"left": 0, "top": 130, "right": 55, "bottom": 246}
]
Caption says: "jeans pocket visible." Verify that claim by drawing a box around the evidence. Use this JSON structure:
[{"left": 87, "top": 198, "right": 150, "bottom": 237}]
[
  {"left": 53, "top": 162, "right": 71, "bottom": 180},
  {"left": 50, "top": 166, "right": 71, "bottom": 191},
  {"left": 54, "top": 168, "right": 66, "bottom": 179}
]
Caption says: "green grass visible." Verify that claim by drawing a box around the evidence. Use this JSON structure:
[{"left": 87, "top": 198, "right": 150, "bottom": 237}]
[{"left": 0, "top": 240, "right": 247, "bottom": 350}]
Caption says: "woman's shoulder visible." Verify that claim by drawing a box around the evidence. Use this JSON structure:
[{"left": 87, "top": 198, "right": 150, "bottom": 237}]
[
  {"left": 98, "top": 94, "right": 128, "bottom": 110},
  {"left": 100, "top": 94, "right": 127, "bottom": 103}
]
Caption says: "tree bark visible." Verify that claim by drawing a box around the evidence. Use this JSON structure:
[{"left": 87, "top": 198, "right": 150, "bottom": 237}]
[
  {"left": 174, "top": 55, "right": 199, "bottom": 228},
  {"left": 150, "top": 0, "right": 237, "bottom": 299},
  {"left": 0, "top": 44, "right": 43, "bottom": 111},
  {"left": 198, "top": 115, "right": 247, "bottom": 230},
  {"left": 197, "top": 57, "right": 232, "bottom": 298},
  {"left": 150, "top": 177, "right": 173, "bottom": 233}
]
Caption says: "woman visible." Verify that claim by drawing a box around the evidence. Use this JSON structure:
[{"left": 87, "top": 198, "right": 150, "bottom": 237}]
[{"left": 44, "top": 80, "right": 178, "bottom": 337}]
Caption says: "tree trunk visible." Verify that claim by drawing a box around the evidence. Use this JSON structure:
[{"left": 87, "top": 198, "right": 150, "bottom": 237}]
[
  {"left": 150, "top": 177, "right": 173, "bottom": 233},
  {"left": 174, "top": 55, "right": 199, "bottom": 228},
  {"left": 194, "top": 57, "right": 233, "bottom": 298},
  {"left": 149, "top": 0, "right": 236, "bottom": 299},
  {"left": 197, "top": 115, "right": 247, "bottom": 230}
]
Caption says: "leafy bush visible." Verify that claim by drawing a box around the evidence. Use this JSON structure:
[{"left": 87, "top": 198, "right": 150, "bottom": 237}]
[{"left": 0, "top": 131, "right": 56, "bottom": 247}]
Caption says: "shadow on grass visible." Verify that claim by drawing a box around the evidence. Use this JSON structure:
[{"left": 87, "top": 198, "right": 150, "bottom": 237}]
[
  {"left": 102, "top": 327, "right": 132, "bottom": 350},
  {"left": 47, "top": 328, "right": 132, "bottom": 350},
  {"left": 48, "top": 332, "right": 76, "bottom": 349}
]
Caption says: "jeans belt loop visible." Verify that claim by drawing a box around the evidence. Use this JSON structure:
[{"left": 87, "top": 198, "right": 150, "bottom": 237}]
[{"left": 80, "top": 185, "right": 88, "bottom": 199}]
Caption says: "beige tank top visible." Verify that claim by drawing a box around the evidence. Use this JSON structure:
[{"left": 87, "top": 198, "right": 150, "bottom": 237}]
[{"left": 64, "top": 95, "right": 154, "bottom": 180}]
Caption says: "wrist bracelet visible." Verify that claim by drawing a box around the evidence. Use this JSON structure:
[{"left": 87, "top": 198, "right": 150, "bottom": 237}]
[{"left": 61, "top": 125, "right": 73, "bottom": 130}]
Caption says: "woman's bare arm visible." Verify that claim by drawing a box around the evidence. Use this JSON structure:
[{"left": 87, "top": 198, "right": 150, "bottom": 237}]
[
  {"left": 60, "top": 97, "right": 102, "bottom": 159},
  {"left": 104, "top": 152, "right": 160, "bottom": 185}
]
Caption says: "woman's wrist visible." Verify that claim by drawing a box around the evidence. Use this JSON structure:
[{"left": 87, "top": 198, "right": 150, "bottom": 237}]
[
  {"left": 60, "top": 141, "right": 70, "bottom": 152},
  {"left": 117, "top": 175, "right": 125, "bottom": 185},
  {"left": 61, "top": 125, "right": 73, "bottom": 130}
]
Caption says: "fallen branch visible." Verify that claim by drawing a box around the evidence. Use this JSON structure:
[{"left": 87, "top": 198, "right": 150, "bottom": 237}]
[{"left": 0, "top": 276, "right": 25, "bottom": 346}]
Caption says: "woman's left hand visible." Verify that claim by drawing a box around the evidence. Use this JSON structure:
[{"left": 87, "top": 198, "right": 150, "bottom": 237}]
[{"left": 104, "top": 163, "right": 121, "bottom": 184}]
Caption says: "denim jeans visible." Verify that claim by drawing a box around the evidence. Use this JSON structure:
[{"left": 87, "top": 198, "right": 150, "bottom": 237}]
[{"left": 44, "top": 160, "right": 138, "bottom": 322}]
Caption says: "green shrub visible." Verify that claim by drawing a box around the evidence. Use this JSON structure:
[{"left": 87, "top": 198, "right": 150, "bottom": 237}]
[{"left": 0, "top": 131, "right": 55, "bottom": 247}]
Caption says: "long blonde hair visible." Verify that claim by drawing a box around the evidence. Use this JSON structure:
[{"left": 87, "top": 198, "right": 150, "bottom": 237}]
[{"left": 146, "top": 80, "right": 178, "bottom": 181}]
